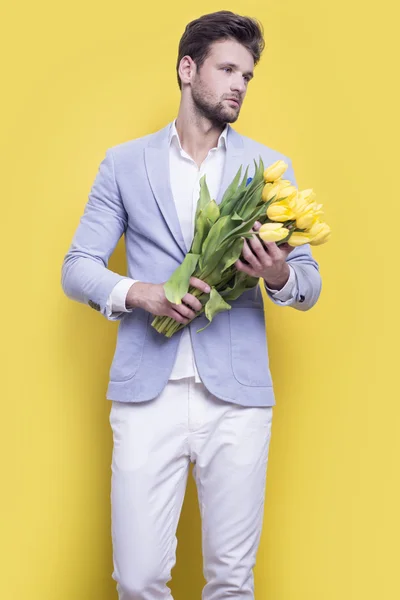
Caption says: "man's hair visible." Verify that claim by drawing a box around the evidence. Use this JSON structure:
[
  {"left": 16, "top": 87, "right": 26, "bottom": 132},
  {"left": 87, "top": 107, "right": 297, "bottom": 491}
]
[{"left": 176, "top": 10, "right": 265, "bottom": 90}]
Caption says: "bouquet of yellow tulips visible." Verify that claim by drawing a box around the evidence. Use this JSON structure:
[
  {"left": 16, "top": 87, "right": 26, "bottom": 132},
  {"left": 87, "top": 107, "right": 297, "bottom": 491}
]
[{"left": 151, "top": 157, "right": 330, "bottom": 337}]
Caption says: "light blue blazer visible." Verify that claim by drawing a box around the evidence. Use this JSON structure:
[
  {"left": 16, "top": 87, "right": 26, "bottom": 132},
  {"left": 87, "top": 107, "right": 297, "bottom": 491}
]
[{"left": 61, "top": 120, "right": 322, "bottom": 407}]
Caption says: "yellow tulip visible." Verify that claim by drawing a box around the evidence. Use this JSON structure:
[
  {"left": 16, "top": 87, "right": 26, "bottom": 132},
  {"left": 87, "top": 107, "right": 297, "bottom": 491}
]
[
  {"left": 262, "top": 178, "right": 296, "bottom": 203},
  {"left": 308, "top": 221, "right": 331, "bottom": 245},
  {"left": 314, "top": 203, "right": 324, "bottom": 217},
  {"left": 278, "top": 179, "right": 293, "bottom": 188},
  {"left": 258, "top": 222, "right": 290, "bottom": 242},
  {"left": 307, "top": 220, "right": 327, "bottom": 236},
  {"left": 288, "top": 232, "right": 313, "bottom": 246},
  {"left": 291, "top": 189, "right": 324, "bottom": 227},
  {"left": 287, "top": 191, "right": 302, "bottom": 209},
  {"left": 296, "top": 203, "right": 324, "bottom": 230},
  {"left": 292, "top": 189, "right": 316, "bottom": 214},
  {"left": 263, "top": 160, "right": 288, "bottom": 183},
  {"left": 276, "top": 185, "right": 297, "bottom": 200},
  {"left": 296, "top": 210, "right": 316, "bottom": 229},
  {"left": 298, "top": 188, "right": 316, "bottom": 204},
  {"left": 262, "top": 182, "right": 280, "bottom": 202},
  {"left": 311, "top": 231, "right": 331, "bottom": 245},
  {"left": 267, "top": 200, "right": 295, "bottom": 222},
  {"left": 286, "top": 192, "right": 306, "bottom": 215}
]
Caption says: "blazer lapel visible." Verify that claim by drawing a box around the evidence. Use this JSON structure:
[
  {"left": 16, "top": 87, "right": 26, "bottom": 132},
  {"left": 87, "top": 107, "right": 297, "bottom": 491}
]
[{"left": 144, "top": 121, "right": 245, "bottom": 257}]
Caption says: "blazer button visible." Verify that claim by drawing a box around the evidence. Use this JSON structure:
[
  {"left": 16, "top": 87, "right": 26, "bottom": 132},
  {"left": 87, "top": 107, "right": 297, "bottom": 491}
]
[{"left": 88, "top": 299, "right": 100, "bottom": 311}]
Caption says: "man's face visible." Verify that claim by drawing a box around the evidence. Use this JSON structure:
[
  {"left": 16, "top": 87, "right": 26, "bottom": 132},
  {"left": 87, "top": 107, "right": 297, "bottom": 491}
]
[{"left": 189, "top": 39, "right": 255, "bottom": 126}]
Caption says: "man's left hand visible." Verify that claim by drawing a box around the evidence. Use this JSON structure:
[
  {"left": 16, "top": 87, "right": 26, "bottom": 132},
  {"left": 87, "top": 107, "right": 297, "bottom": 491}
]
[{"left": 234, "top": 221, "right": 294, "bottom": 290}]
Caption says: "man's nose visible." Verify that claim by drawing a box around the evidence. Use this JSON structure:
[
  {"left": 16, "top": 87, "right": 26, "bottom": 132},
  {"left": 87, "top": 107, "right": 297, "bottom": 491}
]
[{"left": 230, "top": 77, "right": 246, "bottom": 95}]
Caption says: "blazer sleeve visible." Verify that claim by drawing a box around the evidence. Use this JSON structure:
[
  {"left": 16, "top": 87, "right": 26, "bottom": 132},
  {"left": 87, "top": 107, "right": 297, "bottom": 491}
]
[
  {"left": 61, "top": 148, "right": 132, "bottom": 319},
  {"left": 263, "top": 157, "right": 322, "bottom": 311}
]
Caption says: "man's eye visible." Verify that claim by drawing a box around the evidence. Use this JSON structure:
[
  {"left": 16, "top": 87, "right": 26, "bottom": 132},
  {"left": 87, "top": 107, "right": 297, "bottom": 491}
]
[{"left": 223, "top": 67, "right": 250, "bottom": 82}]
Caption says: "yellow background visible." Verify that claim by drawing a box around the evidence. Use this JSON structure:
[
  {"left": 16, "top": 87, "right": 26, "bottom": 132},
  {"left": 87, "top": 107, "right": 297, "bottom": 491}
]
[{"left": 1, "top": 1, "right": 399, "bottom": 598}]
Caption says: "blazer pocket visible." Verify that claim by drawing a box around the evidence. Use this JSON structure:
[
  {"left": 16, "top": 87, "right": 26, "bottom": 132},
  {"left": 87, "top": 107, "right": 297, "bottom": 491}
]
[
  {"left": 229, "top": 308, "right": 272, "bottom": 387},
  {"left": 109, "top": 310, "right": 149, "bottom": 382}
]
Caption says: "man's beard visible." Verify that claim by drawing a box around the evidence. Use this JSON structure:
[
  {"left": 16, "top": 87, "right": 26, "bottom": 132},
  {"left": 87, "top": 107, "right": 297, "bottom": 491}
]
[{"left": 191, "top": 81, "right": 239, "bottom": 126}]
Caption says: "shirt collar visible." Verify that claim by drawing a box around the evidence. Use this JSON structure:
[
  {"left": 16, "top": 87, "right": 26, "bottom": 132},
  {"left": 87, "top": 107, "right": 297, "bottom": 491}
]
[{"left": 168, "top": 118, "right": 228, "bottom": 151}]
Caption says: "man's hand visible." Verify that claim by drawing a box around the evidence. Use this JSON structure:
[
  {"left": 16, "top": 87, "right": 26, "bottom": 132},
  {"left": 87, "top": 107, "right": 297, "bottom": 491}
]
[
  {"left": 126, "top": 276, "right": 211, "bottom": 325},
  {"left": 234, "top": 221, "right": 294, "bottom": 290}
]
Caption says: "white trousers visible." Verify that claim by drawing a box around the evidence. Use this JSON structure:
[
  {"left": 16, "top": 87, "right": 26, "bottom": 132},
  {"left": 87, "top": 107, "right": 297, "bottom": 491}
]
[{"left": 109, "top": 376, "right": 273, "bottom": 600}]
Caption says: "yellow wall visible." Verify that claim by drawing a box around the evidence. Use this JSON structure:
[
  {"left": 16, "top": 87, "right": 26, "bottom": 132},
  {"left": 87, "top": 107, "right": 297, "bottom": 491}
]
[{"left": 1, "top": 1, "right": 399, "bottom": 598}]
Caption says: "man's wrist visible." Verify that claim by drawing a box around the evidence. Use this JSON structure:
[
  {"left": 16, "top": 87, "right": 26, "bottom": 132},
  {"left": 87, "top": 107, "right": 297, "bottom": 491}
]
[
  {"left": 126, "top": 282, "right": 146, "bottom": 309},
  {"left": 264, "top": 264, "right": 290, "bottom": 291}
]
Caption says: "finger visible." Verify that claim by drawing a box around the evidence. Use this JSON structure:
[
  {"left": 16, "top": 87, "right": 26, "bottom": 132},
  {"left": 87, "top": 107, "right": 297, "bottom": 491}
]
[
  {"left": 248, "top": 233, "right": 273, "bottom": 266},
  {"left": 241, "top": 239, "right": 262, "bottom": 270},
  {"left": 252, "top": 221, "right": 262, "bottom": 231},
  {"left": 182, "top": 293, "right": 202, "bottom": 312},
  {"left": 263, "top": 242, "right": 283, "bottom": 261},
  {"left": 169, "top": 308, "right": 191, "bottom": 325},
  {"left": 189, "top": 276, "right": 211, "bottom": 294},
  {"left": 279, "top": 242, "right": 294, "bottom": 257},
  {"left": 235, "top": 258, "right": 258, "bottom": 277},
  {"left": 172, "top": 303, "right": 196, "bottom": 320}
]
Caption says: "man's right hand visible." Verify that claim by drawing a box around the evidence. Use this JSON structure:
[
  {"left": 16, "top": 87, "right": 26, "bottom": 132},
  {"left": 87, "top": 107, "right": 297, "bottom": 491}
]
[{"left": 126, "top": 277, "right": 211, "bottom": 325}]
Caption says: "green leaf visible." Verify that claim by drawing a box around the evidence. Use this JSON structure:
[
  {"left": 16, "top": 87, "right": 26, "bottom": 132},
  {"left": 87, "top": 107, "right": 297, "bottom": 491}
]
[
  {"left": 238, "top": 180, "right": 265, "bottom": 220},
  {"left": 205, "top": 287, "right": 231, "bottom": 320},
  {"left": 198, "top": 204, "right": 263, "bottom": 281},
  {"left": 196, "top": 287, "right": 231, "bottom": 333},
  {"left": 218, "top": 215, "right": 254, "bottom": 246},
  {"left": 231, "top": 212, "right": 243, "bottom": 221},
  {"left": 195, "top": 175, "right": 213, "bottom": 222},
  {"left": 234, "top": 157, "right": 265, "bottom": 217},
  {"left": 198, "top": 215, "right": 235, "bottom": 272},
  {"left": 219, "top": 165, "right": 250, "bottom": 218},
  {"left": 219, "top": 201, "right": 268, "bottom": 248},
  {"left": 218, "top": 165, "right": 243, "bottom": 210},
  {"left": 163, "top": 253, "right": 200, "bottom": 304},
  {"left": 191, "top": 213, "right": 209, "bottom": 254},
  {"left": 220, "top": 237, "right": 244, "bottom": 274},
  {"left": 203, "top": 199, "right": 220, "bottom": 223},
  {"left": 221, "top": 273, "right": 259, "bottom": 302},
  {"left": 191, "top": 220, "right": 207, "bottom": 254},
  {"left": 191, "top": 196, "right": 220, "bottom": 255}
]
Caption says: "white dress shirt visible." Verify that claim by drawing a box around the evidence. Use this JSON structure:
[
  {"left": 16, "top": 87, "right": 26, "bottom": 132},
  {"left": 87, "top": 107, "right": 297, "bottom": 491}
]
[{"left": 105, "top": 119, "right": 297, "bottom": 382}]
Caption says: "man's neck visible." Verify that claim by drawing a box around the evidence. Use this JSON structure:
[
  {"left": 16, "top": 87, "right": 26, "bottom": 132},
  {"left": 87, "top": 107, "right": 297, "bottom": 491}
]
[{"left": 174, "top": 114, "right": 226, "bottom": 166}]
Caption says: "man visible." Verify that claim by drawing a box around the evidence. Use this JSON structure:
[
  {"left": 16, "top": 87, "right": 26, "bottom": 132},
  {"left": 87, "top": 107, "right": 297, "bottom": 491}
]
[{"left": 61, "top": 10, "right": 321, "bottom": 600}]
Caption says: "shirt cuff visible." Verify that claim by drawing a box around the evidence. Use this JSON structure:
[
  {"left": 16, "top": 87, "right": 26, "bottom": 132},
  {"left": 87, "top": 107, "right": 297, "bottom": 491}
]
[
  {"left": 264, "top": 265, "right": 296, "bottom": 302},
  {"left": 105, "top": 278, "right": 139, "bottom": 319}
]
